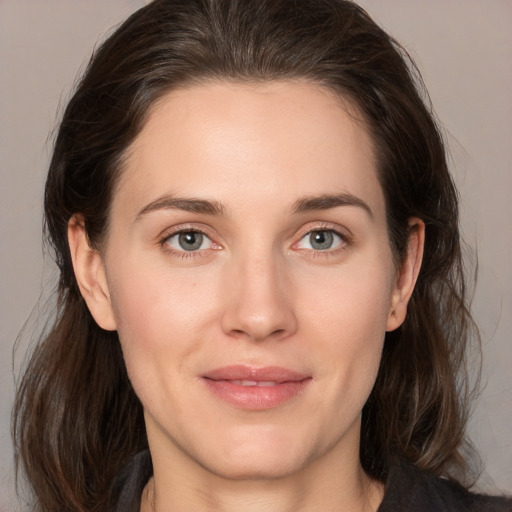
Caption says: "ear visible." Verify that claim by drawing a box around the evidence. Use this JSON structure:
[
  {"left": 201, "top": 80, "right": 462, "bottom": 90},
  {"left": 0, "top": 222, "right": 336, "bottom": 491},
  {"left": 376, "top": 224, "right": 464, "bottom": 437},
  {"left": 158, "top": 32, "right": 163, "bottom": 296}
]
[
  {"left": 68, "top": 215, "right": 117, "bottom": 331},
  {"left": 386, "top": 218, "right": 425, "bottom": 332}
]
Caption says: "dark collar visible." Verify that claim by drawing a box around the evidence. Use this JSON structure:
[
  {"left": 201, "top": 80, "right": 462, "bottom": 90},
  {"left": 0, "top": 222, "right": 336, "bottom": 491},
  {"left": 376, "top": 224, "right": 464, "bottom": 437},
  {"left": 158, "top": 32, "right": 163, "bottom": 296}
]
[
  {"left": 110, "top": 450, "right": 511, "bottom": 511},
  {"left": 378, "top": 457, "right": 512, "bottom": 512},
  {"left": 110, "top": 450, "right": 153, "bottom": 512}
]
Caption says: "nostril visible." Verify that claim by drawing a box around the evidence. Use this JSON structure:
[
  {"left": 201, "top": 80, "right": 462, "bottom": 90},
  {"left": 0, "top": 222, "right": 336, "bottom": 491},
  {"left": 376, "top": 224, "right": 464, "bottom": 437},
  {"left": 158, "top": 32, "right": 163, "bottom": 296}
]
[
  {"left": 220, "top": 283, "right": 298, "bottom": 341},
  {"left": 228, "top": 327, "right": 290, "bottom": 342}
]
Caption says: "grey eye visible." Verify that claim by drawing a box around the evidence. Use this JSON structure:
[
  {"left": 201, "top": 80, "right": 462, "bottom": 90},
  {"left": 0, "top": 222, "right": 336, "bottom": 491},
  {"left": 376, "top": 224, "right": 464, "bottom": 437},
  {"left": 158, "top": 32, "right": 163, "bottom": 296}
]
[
  {"left": 178, "top": 231, "right": 204, "bottom": 251},
  {"left": 165, "top": 231, "right": 212, "bottom": 252},
  {"left": 309, "top": 231, "right": 334, "bottom": 250},
  {"left": 295, "top": 229, "right": 344, "bottom": 251}
]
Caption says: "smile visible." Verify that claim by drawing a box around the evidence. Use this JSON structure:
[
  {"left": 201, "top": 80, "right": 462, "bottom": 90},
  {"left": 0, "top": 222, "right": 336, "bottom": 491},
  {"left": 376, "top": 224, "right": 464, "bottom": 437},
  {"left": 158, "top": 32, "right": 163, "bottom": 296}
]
[
  {"left": 202, "top": 365, "right": 311, "bottom": 410},
  {"left": 230, "top": 380, "right": 278, "bottom": 387}
]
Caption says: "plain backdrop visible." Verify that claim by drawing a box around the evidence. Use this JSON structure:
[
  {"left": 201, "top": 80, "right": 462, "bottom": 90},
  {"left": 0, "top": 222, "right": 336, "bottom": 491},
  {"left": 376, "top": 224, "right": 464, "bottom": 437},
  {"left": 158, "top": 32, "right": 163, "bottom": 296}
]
[{"left": 0, "top": 0, "right": 511, "bottom": 509}]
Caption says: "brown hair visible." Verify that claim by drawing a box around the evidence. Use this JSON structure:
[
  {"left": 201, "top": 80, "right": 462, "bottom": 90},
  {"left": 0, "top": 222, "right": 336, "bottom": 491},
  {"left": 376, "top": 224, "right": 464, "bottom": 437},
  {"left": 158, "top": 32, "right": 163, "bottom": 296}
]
[{"left": 13, "top": 0, "right": 479, "bottom": 510}]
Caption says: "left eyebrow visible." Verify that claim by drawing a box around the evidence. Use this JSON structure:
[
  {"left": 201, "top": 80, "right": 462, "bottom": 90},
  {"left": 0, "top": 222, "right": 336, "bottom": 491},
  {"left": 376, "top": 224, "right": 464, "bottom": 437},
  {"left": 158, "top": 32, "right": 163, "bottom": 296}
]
[
  {"left": 135, "top": 195, "right": 226, "bottom": 221},
  {"left": 292, "top": 193, "right": 374, "bottom": 219}
]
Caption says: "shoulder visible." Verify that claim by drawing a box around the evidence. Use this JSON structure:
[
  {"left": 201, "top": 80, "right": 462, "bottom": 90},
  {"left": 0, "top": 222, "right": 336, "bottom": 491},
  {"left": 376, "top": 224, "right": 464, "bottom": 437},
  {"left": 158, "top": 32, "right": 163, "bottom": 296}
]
[
  {"left": 379, "top": 458, "right": 512, "bottom": 512},
  {"left": 108, "top": 450, "right": 153, "bottom": 512}
]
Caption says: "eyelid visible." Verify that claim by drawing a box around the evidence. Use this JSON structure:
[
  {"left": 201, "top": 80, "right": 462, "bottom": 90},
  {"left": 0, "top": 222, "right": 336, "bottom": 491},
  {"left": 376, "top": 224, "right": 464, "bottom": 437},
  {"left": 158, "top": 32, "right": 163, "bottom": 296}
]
[
  {"left": 291, "top": 222, "right": 351, "bottom": 252},
  {"left": 165, "top": 231, "right": 213, "bottom": 251},
  {"left": 159, "top": 224, "right": 222, "bottom": 255}
]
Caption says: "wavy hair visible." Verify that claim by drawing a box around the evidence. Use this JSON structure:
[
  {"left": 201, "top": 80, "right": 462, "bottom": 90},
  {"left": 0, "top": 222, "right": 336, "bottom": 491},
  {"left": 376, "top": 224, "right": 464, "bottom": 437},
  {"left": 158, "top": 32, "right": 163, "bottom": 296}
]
[{"left": 13, "top": 0, "right": 479, "bottom": 510}]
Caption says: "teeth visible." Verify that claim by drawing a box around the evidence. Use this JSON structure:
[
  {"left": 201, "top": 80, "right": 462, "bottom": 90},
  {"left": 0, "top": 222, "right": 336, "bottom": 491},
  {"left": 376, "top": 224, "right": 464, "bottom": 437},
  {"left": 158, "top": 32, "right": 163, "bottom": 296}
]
[{"left": 231, "top": 380, "right": 277, "bottom": 387}]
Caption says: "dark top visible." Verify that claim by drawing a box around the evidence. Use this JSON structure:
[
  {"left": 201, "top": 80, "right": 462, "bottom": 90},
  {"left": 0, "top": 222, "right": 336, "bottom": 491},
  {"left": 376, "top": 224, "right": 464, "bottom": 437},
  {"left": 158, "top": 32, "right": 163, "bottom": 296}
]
[{"left": 110, "top": 450, "right": 512, "bottom": 511}]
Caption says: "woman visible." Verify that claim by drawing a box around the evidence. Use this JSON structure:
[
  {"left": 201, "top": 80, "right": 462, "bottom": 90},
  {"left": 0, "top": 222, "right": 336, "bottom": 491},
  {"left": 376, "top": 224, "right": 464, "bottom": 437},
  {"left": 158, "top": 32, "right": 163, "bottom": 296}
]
[{"left": 12, "top": 0, "right": 512, "bottom": 511}]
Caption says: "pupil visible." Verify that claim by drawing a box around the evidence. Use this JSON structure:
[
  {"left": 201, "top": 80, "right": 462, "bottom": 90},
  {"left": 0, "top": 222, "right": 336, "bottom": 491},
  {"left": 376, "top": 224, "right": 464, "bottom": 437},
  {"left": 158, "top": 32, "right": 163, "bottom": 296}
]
[
  {"left": 178, "top": 232, "right": 203, "bottom": 251},
  {"left": 310, "top": 231, "right": 333, "bottom": 250}
]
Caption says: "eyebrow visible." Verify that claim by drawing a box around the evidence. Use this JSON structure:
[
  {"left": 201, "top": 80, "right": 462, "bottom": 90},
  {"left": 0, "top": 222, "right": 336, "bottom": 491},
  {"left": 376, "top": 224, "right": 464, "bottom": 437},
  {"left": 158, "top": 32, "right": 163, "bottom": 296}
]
[
  {"left": 135, "top": 195, "right": 225, "bottom": 221},
  {"left": 292, "top": 193, "right": 373, "bottom": 218},
  {"left": 135, "top": 192, "right": 373, "bottom": 221}
]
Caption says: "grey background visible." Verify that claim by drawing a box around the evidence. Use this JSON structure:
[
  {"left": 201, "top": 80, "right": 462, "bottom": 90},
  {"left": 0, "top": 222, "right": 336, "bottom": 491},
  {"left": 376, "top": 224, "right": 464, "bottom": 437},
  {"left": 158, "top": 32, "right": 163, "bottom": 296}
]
[{"left": 0, "top": 0, "right": 510, "bottom": 509}]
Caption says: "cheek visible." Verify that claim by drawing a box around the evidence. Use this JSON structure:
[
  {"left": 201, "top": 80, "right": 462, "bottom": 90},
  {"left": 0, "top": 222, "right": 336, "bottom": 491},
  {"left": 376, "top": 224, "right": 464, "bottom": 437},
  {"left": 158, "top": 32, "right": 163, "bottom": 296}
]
[
  {"left": 109, "top": 257, "right": 216, "bottom": 339},
  {"left": 106, "top": 257, "right": 220, "bottom": 387},
  {"left": 296, "top": 257, "right": 393, "bottom": 398},
  {"left": 298, "top": 255, "right": 394, "bottom": 339}
]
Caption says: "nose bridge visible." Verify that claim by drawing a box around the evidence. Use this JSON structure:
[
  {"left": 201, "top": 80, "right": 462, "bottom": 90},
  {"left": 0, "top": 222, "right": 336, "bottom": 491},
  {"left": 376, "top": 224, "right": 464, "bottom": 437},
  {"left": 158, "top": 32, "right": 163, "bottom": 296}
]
[{"left": 221, "top": 241, "right": 297, "bottom": 341}]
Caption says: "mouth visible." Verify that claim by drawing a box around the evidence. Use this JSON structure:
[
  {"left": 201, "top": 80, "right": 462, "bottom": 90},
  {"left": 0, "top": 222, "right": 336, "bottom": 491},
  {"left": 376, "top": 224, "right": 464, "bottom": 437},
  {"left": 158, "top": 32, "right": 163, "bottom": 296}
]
[
  {"left": 202, "top": 365, "right": 312, "bottom": 410},
  {"left": 229, "top": 380, "right": 280, "bottom": 387}
]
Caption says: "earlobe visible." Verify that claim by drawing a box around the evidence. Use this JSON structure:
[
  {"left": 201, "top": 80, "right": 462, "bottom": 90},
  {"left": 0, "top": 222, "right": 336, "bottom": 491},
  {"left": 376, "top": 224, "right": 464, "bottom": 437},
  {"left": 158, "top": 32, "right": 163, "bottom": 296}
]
[
  {"left": 68, "top": 215, "right": 117, "bottom": 331},
  {"left": 386, "top": 218, "right": 425, "bottom": 332}
]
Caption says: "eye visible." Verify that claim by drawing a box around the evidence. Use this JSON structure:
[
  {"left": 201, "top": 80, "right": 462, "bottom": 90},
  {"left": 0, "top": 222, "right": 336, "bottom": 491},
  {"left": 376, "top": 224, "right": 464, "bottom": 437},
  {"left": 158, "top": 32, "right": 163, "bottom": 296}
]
[
  {"left": 295, "top": 229, "right": 344, "bottom": 251},
  {"left": 164, "top": 230, "right": 214, "bottom": 252}
]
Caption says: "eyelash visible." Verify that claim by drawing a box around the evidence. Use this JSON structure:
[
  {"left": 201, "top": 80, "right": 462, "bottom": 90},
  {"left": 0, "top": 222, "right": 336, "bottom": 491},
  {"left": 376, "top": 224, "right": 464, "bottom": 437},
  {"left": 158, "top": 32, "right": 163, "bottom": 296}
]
[
  {"left": 293, "top": 224, "right": 350, "bottom": 257},
  {"left": 159, "top": 226, "right": 218, "bottom": 260},
  {"left": 159, "top": 223, "right": 350, "bottom": 259}
]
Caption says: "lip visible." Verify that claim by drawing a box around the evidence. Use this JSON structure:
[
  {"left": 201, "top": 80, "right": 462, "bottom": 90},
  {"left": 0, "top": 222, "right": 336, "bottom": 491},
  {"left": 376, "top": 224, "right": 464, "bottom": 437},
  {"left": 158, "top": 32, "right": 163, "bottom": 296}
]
[{"left": 202, "top": 365, "right": 311, "bottom": 410}]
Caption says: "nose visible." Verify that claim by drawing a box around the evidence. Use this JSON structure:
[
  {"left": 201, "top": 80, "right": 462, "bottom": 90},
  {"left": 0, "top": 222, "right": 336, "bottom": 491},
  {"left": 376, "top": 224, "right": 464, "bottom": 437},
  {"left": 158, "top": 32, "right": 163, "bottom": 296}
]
[{"left": 220, "top": 251, "right": 298, "bottom": 342}]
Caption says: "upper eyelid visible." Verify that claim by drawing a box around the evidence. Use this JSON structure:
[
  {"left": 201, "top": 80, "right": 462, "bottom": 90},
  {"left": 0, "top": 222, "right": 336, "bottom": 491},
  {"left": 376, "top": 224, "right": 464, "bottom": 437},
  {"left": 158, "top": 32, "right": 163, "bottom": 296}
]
[
  {"left": 164, "top": 229, "right": 211, "bottom": 241},
  {"left": 301, "top": 226, "right": 346, "bottom": 237},
  {"left": 159, "top": 228, "right": 214, "bottom": 253},
  {"left": 160, "top": 224, "right": 214, "bottom": 241},
  {"left": 294, "top": 222, "right": 351, "bottom": 240},
  {"left": 295, "top": 229, "right": 346, "bottom": 247}
]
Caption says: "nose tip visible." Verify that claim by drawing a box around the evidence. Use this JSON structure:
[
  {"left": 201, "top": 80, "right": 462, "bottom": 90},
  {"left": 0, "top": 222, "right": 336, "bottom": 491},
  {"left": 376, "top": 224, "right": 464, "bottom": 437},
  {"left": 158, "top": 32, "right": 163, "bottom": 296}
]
[
  {"left": 229, "top": 318, "right": 291, "bottom": 343},
  {"left": 220, "top": 258, "right": 297, "bottom": 342}
]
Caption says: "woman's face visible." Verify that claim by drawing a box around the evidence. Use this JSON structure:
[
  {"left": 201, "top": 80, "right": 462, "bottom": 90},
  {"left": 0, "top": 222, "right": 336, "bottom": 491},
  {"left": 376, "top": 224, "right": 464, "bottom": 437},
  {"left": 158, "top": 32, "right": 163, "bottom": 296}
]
[{"left": 75, "top": 81, "right": 421, "bottom": 480}]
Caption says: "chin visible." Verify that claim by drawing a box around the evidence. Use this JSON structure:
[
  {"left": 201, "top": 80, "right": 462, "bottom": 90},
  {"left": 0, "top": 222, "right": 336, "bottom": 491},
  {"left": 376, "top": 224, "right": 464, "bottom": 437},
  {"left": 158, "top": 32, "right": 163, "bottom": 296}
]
[
  {"left": 195, "top": 426, "right": 319, "bottom": 481},
  {"left": 202, "top": 454, "right": 307, "bottom": 482}
]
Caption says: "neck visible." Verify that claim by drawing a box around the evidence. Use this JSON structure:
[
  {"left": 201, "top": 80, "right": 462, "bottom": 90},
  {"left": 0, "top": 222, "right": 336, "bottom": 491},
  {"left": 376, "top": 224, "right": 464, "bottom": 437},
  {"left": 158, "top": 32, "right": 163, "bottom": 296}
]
[
  {"left": 141, "top": 425, "right": 384, "bottom": 512},
  {"left": 143, "top": 473, "right": 382, "bottom": 512}
]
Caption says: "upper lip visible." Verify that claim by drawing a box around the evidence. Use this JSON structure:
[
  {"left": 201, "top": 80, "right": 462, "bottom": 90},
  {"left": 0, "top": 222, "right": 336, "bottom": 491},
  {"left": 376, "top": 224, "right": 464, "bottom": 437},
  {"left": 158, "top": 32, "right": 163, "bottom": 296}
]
[{"left": 202, "top": 365, "right": 310, "bottom": 383}]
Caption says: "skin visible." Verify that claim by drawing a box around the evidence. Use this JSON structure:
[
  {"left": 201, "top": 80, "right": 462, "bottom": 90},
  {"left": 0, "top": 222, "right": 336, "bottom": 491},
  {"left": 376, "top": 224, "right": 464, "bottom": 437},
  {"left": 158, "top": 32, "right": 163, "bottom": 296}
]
[{"left": 68, "top": 81, "right": 424, "bottom": 512}]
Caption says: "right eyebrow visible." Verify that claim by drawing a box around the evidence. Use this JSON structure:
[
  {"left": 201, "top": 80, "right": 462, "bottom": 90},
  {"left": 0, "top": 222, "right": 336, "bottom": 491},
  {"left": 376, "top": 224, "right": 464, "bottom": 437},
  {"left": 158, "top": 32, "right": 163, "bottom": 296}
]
[
  {"left": 135, "top": 195, "right": 226, "bottom": 221},
  {"left": 292, "top": 192, "right": 373, "bottom": 219}
]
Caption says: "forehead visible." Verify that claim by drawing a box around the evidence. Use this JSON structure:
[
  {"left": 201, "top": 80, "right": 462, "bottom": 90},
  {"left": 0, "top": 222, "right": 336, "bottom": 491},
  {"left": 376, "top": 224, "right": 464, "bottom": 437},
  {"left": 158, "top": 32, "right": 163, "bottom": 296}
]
[{"left": 116, "top": 80, "right": 383, "bottom": 219}]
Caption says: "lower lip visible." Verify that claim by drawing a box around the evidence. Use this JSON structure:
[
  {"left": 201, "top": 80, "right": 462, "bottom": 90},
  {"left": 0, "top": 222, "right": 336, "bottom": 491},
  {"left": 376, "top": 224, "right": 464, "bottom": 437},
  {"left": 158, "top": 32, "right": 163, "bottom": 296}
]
[{"left": 203, "top": 378, "right": 311, "bottom": 410}]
